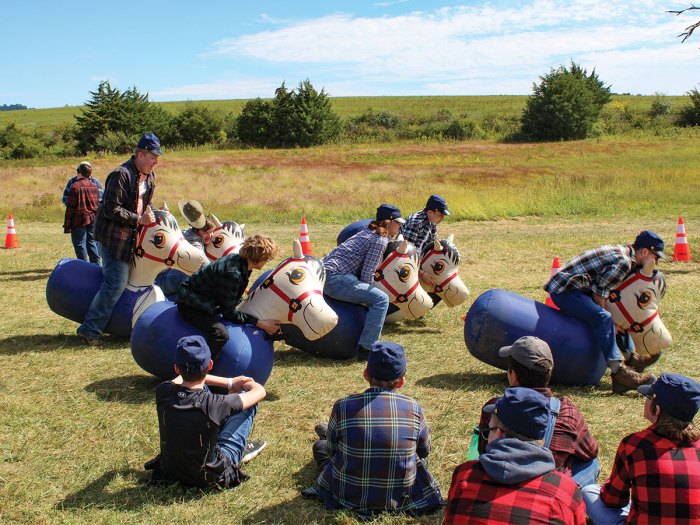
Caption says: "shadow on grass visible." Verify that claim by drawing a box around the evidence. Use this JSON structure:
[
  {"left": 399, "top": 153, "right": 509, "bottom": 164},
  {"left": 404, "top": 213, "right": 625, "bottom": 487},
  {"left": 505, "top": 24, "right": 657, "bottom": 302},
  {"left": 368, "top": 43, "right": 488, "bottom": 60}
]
[
  {"left": 416, "top": 371, "right": 506, "bottom": 390},
  {"left": 85, "top": 374, "right": 161, "bottom": 404},
  {"left": 273, "top": 347, "right": 360, "bottom": 369},
  {"left": 382, "top": 321, "right": 441, "bottom": 336},
  {"left": 0, "top": 334, "right": 125, "bottom": 356},
  {"left": 56, "top": 469, "right": 205, "bottom": 512},
  {"left": 0, "top": 268, "right": 53, "bottom": 282}
]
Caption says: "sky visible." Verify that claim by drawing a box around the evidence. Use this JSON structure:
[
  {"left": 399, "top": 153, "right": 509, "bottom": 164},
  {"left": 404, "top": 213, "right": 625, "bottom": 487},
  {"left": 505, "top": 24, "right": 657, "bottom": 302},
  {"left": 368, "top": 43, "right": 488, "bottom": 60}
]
[{"left": 3, "top": 1, "right": 700, "bottom": 109}]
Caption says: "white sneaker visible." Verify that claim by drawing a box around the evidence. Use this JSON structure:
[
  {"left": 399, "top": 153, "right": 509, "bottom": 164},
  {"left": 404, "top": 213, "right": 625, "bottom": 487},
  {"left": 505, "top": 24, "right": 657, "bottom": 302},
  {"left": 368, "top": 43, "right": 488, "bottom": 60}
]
[{"left": 241, "top": 440, "right": 267, "bottom": 464}]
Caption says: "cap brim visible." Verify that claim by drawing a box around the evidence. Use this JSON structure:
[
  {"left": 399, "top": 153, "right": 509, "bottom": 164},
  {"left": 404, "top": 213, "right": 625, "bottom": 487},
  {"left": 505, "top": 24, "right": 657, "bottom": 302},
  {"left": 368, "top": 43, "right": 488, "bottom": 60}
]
[
  {"left": 657, "top": 251, "right": 666, "bottom": 259},
  {"left": 498, "top": 345, "right": 514, "bottom": 358},
  {"left": 150, "top": 147, "right": 163, "bottom": 156},
  {"left": 483, "top": 402, "right": 497, "bottom": 414},
  {"left": 393, "top": 217, "right": 406, "bottom": 224},
  {"left": 442, "top": 209, "right": 451, "bottom": 216},
  {"left": 637, "top": 384, "right": 654, "bottom": 396}
]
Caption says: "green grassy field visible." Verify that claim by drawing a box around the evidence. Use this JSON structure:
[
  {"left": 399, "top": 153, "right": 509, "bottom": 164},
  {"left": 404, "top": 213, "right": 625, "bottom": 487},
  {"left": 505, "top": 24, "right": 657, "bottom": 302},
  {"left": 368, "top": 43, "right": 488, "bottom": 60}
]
[{"left": 0, "top": 137, "right": 699, "bottom": 524}]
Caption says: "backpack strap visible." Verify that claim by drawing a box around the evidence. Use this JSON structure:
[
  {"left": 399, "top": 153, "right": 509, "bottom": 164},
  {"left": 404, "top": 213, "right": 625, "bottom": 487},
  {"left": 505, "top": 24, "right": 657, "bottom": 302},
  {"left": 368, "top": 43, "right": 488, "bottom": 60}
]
[{"left": 544, "top": 396, "right": 560, "bottom": 449}]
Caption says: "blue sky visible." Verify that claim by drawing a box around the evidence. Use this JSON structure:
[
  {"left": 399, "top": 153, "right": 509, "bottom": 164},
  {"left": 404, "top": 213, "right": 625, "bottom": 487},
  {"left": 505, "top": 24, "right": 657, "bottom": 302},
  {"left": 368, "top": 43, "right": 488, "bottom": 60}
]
[{"left": 3, "top": 1, "right": 700, "bottom": 108}]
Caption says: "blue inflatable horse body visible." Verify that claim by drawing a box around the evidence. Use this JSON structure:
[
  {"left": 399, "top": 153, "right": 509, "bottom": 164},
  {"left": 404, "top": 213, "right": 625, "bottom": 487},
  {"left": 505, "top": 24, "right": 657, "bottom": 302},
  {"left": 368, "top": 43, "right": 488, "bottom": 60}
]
[{"left": 464, "top": 262, "right": 672, "bottom": 385}]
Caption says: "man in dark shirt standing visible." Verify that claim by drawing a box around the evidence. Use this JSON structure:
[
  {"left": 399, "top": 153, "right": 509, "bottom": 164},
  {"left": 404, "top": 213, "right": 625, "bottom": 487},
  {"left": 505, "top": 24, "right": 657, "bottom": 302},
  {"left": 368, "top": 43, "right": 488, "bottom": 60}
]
[
  {"left": 145, "top": 336, "right": 268, "bottom": 488},
  {"left": 63, "top": 161, "right": 102, "bottom": 264},
  {"left": 77, "top": 133, "right": 160, "bottom": 345}
]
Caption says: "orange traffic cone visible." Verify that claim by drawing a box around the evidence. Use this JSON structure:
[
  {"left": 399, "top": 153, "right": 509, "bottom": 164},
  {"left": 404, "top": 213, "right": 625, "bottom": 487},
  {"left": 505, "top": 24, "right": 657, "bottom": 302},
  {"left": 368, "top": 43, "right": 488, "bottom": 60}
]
[
  {"left": 672, "top": 217, "right": 692, "bottom": 262},
  {"left": 545, "top": 257, "right": 561, "bottom": 309},
  {"left": 299, "top": 217, "right": 313, "bottom": 255},
  {"left": 3, "top": 214, "right": 19, "bottom": 249}
]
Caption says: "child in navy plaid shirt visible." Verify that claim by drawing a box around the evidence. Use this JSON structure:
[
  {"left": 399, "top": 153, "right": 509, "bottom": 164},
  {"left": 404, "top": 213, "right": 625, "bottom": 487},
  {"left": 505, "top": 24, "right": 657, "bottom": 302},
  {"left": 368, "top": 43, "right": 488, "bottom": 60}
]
[{"left": 303, "top": 341, "right": 443, "bottom": 516}]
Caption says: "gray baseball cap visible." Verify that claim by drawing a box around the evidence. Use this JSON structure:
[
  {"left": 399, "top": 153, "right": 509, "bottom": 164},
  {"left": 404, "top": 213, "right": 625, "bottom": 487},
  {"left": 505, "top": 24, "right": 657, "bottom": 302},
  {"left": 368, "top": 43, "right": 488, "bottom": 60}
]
[{"left": 499, "top": 336, "right": 553, "bottom": 371}]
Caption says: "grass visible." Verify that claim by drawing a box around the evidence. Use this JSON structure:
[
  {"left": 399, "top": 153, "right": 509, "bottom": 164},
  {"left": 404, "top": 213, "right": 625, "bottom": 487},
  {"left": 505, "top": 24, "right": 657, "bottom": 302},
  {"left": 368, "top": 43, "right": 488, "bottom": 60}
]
[{"left": 0, "top": 139, "right": 699, "bottom": 524}]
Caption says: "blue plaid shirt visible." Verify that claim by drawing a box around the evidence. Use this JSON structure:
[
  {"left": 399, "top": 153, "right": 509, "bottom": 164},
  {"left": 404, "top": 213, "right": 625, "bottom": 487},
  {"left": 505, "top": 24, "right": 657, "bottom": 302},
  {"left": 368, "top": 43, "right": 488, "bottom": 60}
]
[
  {"left": 323, "top": 227, "right": 389, "bottom": 284},
  {"left": 399, "top": 210, "right": 436, "bottom": 252},
  {"left": 308, "top": 387, "right": 443, "bottom": 514},
  {"left": 544, "top": 244, "right": 637, "bottom": 299}
]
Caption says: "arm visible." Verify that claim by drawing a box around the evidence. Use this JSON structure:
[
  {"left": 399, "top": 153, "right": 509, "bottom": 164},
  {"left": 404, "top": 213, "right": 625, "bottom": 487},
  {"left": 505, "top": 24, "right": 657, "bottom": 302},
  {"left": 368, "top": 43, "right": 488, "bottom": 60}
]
[
  {"left": 416, "top": 405, "right": 431, "bottom": 459},
  {"left": 63, "top": 186, "right": 78, "bottom": 233},
  {"left": 359, "top": 236, "right": 387, "bottom": 283},
  {"left": 326, "top": 403, "right": 340, "bottom": 457},
  {"left": 94, "top": 178, "right": 104, "bottom": 202},
  {"left": 592, "top": 259, "right": 633, "bottom": 299},
  {"left": 62, "top": 178, "right": 75, "bottom": 206},
  {"left": 100, "top": 169, "right": 140, "bottom": 226},
  {"left": 599, "top": 438, "right": 632, "bottom": 507}
]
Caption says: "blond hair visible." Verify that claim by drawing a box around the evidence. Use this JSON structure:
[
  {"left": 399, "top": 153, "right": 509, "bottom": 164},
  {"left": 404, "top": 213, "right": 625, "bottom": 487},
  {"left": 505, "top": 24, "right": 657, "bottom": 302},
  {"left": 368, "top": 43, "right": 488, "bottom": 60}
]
[{"left": 239, "top": 234, "right": 281, "bottom": 264}]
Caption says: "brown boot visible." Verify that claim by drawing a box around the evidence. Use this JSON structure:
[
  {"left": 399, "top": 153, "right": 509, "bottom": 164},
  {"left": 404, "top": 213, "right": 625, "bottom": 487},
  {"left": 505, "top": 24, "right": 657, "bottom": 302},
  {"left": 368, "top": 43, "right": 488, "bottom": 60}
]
[
  {"left": 611, "top": 364, "right": 656, "bottom": 394},
  {"left": 626, "top": 352, "right": 662, "bottom": 373}
]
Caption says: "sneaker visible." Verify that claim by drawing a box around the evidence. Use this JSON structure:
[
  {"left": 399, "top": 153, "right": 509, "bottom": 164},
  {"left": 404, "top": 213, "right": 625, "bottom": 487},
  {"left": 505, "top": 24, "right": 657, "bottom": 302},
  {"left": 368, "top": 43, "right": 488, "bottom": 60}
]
[
  {"left": 356, "top": 345, "right": 371, "bottom": 361},
  {"left": 314, "top": 422, "right": 328, "bottom": 440},
  {"left": 240, "top": 440, "right": 267, "bottom": 464},
  {"left": 611, "top": 364, "right": 655, "bottom": 394},
  {"left": 77, "top": 329, "right": 101, "bottom": 346},
  {"left": 626, "top": 351, "right": 662, "bottom": 373}
]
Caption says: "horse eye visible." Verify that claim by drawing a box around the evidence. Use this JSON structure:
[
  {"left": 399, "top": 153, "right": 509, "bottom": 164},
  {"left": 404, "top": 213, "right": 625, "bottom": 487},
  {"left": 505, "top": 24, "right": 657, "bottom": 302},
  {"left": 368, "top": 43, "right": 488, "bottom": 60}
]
[
  {"left": 636, "top": 291, "right": 652, "bottom": 309},
  {"left": 288, "top": 268, "right": 305, "bottom": 284},
  {"left": 213, "top": 235, "right": 224, "bottom": 248},
  {"left": 153, "top": 232, "right": 166, "bottom": 248},
  {"left": 432, "top": 262, "right": 445, "bottom": 274},
  {"left": 398, "top": 265, "right": 412, "bottom": 282}
]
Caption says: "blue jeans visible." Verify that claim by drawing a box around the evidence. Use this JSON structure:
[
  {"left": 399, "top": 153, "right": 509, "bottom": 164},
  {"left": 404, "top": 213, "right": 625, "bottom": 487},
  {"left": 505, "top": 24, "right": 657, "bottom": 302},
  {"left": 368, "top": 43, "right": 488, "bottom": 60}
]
[
  {"left": 571, "top": 457, "right": 600, "bottom": 488},
  {"left": 324, "top": 273, "right": 389, "bottom": 349},
  {"left": 71, "top": 224, "right": 101, "bottom": 265},
  {"left": 581, "top": 484, "right": 630, "bottom": 525},
  {"left": 78, "top": 242, "right": 130, "bottom": 339},
  {"left": 218, "top": 405, "right": 257, "bottom": 466},
  {"left": 154, "top": 269, "right": 188, "bottom": 296},
  {"left": 550, "top": 290, "right": 622, "bottom": 364}
]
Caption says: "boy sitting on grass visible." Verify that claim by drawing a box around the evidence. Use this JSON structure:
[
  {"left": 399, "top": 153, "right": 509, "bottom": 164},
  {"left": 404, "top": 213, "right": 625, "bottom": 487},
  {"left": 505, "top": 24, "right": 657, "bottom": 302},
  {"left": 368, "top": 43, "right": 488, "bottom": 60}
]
[
  {"left": 303, "top": 341, "right": 443, "bottom": 516},
  {"left": 145, "top": 335, "right": 267, "bottom": 488}
]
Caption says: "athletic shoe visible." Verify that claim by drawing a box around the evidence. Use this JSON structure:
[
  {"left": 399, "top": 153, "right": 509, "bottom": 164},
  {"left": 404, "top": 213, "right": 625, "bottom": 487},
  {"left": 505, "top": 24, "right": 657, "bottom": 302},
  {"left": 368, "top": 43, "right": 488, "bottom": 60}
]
[
  {"left": 356, "top": 345, "right": 371, "bottom": 361},
  {"left": 241, "top": 440, "right": 267, "bottom": 464},
  {"left": 77, "top": 329, "right": 101, "bottom": 346}
]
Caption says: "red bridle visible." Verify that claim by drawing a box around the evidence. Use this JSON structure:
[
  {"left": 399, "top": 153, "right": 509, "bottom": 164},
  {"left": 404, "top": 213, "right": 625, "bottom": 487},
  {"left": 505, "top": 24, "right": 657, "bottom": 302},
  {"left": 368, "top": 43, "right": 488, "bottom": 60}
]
[
  {"left": 133, "top": 221, "right": 183, "bottom": 268},
  {"left": 607, "top": 272, "right": 659, "bottom": 334},
  {"left": 259, "top": 257, "right": 323, "bottom": 322},
  {"left": 419, "top": 248, "right": 459, "bottom": 294},
  {"left": 207, "top": 228, "right": 242, "bottom": 261},
  {"left": 373, "top": 250, "right": 421, "bottom": 305}
]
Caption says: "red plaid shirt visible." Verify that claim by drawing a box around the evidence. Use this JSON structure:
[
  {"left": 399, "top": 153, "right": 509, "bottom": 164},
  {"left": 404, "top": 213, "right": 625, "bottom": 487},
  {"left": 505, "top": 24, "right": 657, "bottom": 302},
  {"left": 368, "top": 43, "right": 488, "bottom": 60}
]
[
  {"left": 478, "top": 388, "right": 599, "bottom": 476},
  {"left": 444, "top": 460, "right": 586, "bottom": 524},
  {"left": 63, "top": 176, "right": 101, "bottom": 230},
  {"left": 600, "top": 425, "right": 700, "bottom": 524}
]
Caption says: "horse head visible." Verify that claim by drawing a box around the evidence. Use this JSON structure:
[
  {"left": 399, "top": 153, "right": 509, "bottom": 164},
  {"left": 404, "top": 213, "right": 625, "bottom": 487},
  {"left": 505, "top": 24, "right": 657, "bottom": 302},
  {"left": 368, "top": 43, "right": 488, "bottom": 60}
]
[
  {"left": 375, "top": 239, "right": 433, "bottom": 321},
  {"left": 206, "top": 214, "right": 245, "bottom": 261},
  {"left": 238, "top": 239, "right": 338, "bottom": 340},
  {"left": 129, "top": 207, "right": 206, "bottom": 288},
  {"left": 606, "top": 259, "right": 672, "bottom": 357},
  {"left": 419, "top": 234, "right": 469, "bottom": 307}
]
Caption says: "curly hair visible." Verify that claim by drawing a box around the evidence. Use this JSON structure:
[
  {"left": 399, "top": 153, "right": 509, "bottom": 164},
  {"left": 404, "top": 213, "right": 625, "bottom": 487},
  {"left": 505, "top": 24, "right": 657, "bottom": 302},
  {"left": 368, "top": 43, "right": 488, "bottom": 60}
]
[
  {"left": 193, "top": 217, "right": 215, "bottom": 233},
  {"left": 239, "top": 234, "right": 281, "bottom": 264},
  {"left": 368, "top": 219, "right": 392, "bottom": 237}
]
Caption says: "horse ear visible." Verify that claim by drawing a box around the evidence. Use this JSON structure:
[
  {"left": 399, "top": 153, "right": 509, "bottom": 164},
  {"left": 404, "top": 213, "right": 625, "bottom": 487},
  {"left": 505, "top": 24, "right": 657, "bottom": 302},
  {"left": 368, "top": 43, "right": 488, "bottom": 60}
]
[
  {"left": 434, "top": 239, "right": 443, "bottom": 251},
  {"left": 239, "top": 223, "right": 245, "bottom": 231},
  {"left": 641, "top": 258, "right": 655, "bottom": 277},
  {"left": 447, "top": 234, "right": 454, "bottom": 243},
  {"left": 210, "top": 214, "right": 223, "bottom": 228},
  {"left": 398, "top": 240, "right": 408, "bottom": 254},
  {"left": 293, "top": 239, "right": 304, "bottom": 259}
]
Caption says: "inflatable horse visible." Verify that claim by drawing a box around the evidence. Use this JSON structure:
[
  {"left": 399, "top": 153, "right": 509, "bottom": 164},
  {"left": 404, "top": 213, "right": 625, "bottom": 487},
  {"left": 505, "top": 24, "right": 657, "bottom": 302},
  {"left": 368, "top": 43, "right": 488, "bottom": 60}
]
[
  {"left": 46, "top": 208, "right": 206, "bottom": 337},
  {"left": 282, "top": 239, "right": 432, "bottom": 359},
  {"left": 131, "top": 240, "right": 338, "bottom": 384},
  {"left": 464, "top": 260, "right": 671, "bottom": 385},
  {"left": 337, "top": 220, "right": 469, "bottom": 322}
]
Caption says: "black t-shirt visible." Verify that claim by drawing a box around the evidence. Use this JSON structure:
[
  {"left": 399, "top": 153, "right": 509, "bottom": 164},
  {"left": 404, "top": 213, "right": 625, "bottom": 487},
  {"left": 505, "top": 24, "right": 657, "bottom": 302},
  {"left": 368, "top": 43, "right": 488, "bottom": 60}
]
[{"left": 152, "top": 382, "right": 245, "bottom": 488}]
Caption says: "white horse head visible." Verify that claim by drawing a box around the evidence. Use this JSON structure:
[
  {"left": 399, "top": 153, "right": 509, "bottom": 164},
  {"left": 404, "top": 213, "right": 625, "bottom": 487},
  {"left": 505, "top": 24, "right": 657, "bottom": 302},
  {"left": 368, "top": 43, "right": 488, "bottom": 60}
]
[
  {"left": 419, "top": 234, "right": 470, "bottom": 307},
  {"left": 606, "top": 259, "right": 672, "bottom": 357},
  {"left": 238, "top": 239, "right": 338, "bottom": 340},
  {"left": 206, "top": 214, "right": 245, "bottom": 261},
  {"left": 375, "top": 239, "right": 434, "bottom": 322}
]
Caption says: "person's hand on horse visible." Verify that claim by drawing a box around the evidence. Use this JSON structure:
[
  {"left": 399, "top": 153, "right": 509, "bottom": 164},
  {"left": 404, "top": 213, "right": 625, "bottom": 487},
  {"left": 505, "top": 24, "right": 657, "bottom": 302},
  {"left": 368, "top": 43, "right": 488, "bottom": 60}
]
[
  {"left": 138, "top": 205, "right": 156, "bottom": 225},
  {"left": 593, "top": 292, "right": 607, "bottom": 309},
  {"left": 419, "top": 269, "right": 438, "bottom": 286},
  {"left": 257, "top": 319, "right": 281, "bottom": 335}
]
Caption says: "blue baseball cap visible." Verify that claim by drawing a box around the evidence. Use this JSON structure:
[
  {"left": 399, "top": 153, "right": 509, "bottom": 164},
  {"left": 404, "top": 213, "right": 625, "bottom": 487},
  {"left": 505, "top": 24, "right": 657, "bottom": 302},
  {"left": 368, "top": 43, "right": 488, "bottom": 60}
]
[
  {"left": 175, "top": 335, "right": 211, "bottom": 374},
  {"left": 633, "top": 230, "right": 665, "bottom": 259},
  {"left": 376, "top": 204, "right": 405, "bottom": 224},
  {"left": 367, "top": 341, "right": 407, "bottom": 381},
  {"left": 638, "top": 373, "right": 700, "bottom": 422},
  {"left": 136, "top": 132, "right": 163, "bottom": 155},
  {"left": 425, "top": 194, "right": 450, "bottom": 216},
  {"left": 484, "top": 387, "right": 550, "bottom": 440}
]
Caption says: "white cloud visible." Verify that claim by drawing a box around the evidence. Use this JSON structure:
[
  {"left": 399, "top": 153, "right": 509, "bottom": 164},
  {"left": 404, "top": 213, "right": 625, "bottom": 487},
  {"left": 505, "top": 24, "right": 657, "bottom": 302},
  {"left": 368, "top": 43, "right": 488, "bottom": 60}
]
[{"left": 152, "top": 78, "right": 283, "bottom": 100}]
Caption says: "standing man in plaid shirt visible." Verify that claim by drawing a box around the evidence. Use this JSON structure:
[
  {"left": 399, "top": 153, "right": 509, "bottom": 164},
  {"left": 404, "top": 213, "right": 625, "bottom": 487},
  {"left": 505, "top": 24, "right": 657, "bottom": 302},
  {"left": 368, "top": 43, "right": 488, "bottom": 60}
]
[
  {"left": 77, "top": 133, "right": 161, "bottom": 345},
  {"left": 304, "top": 341, "right": 443, "bottom": 516},
  {"left": 445, "top": 387, "right": 586, "bottom": 524},
  {"left": 63, "top": 161, "right": 103, "bottom": 265},
  {"left": 583, "top": 373, "right": 700, "bottom": 524},
  {"left": 544, "top": 230, "right": 664, "bottom": 393}
]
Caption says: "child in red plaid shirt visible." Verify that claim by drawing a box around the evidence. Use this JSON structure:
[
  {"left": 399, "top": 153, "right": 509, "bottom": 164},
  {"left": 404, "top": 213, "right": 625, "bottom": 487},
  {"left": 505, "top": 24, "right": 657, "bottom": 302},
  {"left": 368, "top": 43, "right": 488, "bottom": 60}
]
[{"left": 582, "top": 373, "right": 700, "bottom": 524}]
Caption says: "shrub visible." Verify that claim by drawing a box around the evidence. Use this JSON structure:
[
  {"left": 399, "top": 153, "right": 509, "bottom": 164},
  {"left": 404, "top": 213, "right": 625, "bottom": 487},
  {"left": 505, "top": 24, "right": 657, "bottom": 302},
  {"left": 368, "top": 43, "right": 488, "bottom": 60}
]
[
  {"left": 649, "top": 92, "right": 672, "bottom": 117},
  {"left": 679, "top": 87, "right": 700, "bottom": 126},
  {"left": 443, "top": 119, "right": 485, "bottom": 140},
  {"left": 170, "top": 104, "right": 226, "bottom": 146},
  {"left": 520, "top": 62, "right": 611, "bottom": 141}
]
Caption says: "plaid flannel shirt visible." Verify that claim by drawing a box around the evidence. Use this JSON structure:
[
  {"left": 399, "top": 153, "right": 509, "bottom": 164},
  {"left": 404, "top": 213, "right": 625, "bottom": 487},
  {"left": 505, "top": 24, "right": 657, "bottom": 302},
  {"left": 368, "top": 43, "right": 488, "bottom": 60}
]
[
  {"left": 94, "top": 157, "right": 155, "bottom": 262},
  {"left": 544, "top": 244, "right": 636, "bottom": 299},
  {"left": 63, "top": 176, "right": 102, "bottom": 231},
  {"left": 62, "top": 175, "right": 103, "bottom": 205},
  {"left": 600, "top": 425, "right": 700, "bottom": 524},
  {"left": 176, "top": 253, "right": 257, "bottom": 326},
  {"left": 477, "top": 388, "right": 599, "bottom": 476},
  {"left": 312, "top": 387, "right": 443, "bottom": 514},
  {"left": 444, "top": 460, "right": 587, "bottom": 524},
  {"left": 399, "top": 210, "right": 437, "bottom": 252},
  {"left": 323, "top": 227, "right": 389, "bottom": 284}
]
